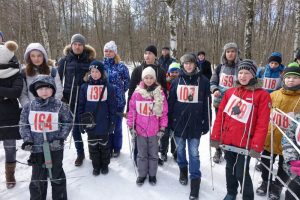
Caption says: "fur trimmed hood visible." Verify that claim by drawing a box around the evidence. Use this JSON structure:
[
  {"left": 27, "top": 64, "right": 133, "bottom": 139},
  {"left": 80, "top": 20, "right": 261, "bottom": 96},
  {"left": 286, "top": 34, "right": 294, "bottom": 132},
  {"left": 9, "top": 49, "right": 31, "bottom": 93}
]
[{"left": 63, "top": 44, "right": 96, "bottom": 60}]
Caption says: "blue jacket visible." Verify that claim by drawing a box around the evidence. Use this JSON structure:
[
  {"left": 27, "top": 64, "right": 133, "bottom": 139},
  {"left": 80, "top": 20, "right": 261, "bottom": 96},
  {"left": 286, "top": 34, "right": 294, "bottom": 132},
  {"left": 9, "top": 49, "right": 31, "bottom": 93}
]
[
  {"left": 78, "top": 76, "right": 116, "bottom": 136},
  {"left": 158, "top": 55, "right": 176, "bottom": 72},
  {"left": 104, "top": 58, "right": 130, "bottom": 108},
  {"left": 168, "top": 71, "right": 210, "bottom": 139},
  {"left": 58, "top": 45, "right": 96, "bottom": 102}
]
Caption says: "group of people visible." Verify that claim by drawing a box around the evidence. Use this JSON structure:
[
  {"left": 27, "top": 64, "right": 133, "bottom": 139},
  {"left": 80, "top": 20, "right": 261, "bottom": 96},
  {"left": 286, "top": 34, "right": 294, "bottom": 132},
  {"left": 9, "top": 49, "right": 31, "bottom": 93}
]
[{"left": 0, "top": 29, "right": 300, "bottom": 200}]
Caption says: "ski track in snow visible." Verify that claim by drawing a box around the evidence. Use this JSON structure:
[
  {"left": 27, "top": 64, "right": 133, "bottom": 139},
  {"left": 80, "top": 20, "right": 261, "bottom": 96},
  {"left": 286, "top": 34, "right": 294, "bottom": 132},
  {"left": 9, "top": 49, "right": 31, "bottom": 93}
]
[{"left": 0, "top": 63, "right": 285, "bottom": 200}]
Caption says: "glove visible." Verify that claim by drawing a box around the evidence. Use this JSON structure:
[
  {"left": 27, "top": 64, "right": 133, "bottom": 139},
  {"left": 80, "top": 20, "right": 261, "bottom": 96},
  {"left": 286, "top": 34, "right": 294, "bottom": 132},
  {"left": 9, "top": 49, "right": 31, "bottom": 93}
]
[
  {"left": 61, "top": 97, "right": 69, "bottom": 104},
  {"left": 210, "top": 140, "right": 220, "bottom": 148},
  {"left": 249, "top": 149, "right": 261, "bottom": 159},
  {"left": 49, "top": 139, "right": 64, "bottom": 149},
  {"left": 21, "top": 141, "right": 34, "bottom": 151},
  {"left": 290, "top": 160, "right": 300, "bottom": 176},
  {"left": 157, "top": 128, "right": 165, "bottom": 139},
  {"left": 129, "top": 128, "right": 137, "bottom": 138},
  {"left": 109, "top": 123, "right": 115, "bottom": 135}
]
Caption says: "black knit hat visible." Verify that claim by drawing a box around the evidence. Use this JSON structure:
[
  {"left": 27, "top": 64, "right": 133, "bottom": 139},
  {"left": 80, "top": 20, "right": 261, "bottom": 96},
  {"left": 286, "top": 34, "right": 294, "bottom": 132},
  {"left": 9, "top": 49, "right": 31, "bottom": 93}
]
[
  {"left": 145, "top": 45, "right": 157, "bottom": 57},
  {"left": 238, "top": 59, "right": 257, "bottom": 78},
  {"left": 268, "top": 52, "right": 282, "bottom": 64}
]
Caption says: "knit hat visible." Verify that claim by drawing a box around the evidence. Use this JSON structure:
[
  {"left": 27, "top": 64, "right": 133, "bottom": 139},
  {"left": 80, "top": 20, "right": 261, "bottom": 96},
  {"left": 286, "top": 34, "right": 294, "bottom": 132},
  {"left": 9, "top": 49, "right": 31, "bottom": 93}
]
[
  {"left": 0, "top": 31, "right": 4, "bottom": 41},
  {"left": 142, "top": 67, "right": 156, "bottom": 80},
  {"left": 89, "top": 60, "right": 105, "bottom": 73},
  {"left": 168, "top": 62, "right": 181, "bottom": 73},
  {"left": 180, "top": 53, "right": 197, "bottom": 64},
  {"left": 0, "top": 41, "right": 18, "bottom": 64},
  {"left": 145, "top": 45, "right": 157, "bottom": 57},
  {"left": 24, "top": 43, "right": 48, "bottom": 64},
  {"left": 238, "top": 59, "right": 257, "bottom": 78},
  {"left": 283, "top": 62, "right": 300, "bottom": 79},
  {"left": 104, "top": 41, "right": 117, "bottom": 54},
  {"left": 268, "top": 52, "right": 282, "bottom": 64},
  {"left": 197, "top": 51, "right": 205, "bottom": 56},
  {"left": 162, "top": 46, "right": 170, "bottom": 50},
  {"left": 71, "top": 33, "right": 86, "bottom": 45}
]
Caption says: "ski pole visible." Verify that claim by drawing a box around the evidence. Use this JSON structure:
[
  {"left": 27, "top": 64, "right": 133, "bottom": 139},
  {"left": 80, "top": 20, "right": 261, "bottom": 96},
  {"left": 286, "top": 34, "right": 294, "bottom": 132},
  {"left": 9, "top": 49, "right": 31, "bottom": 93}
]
[
  {"left": 69, "top": 85, "right": 79, "bottom": 149},
  {"left": 267, "top": 117, "right": 275, "bottom": 197},
  {"left": 207, "top": 96, "right": 214, "bottom": 190},
  {"left": 41, "top": 123, "right": 53, "bottom": 180}
]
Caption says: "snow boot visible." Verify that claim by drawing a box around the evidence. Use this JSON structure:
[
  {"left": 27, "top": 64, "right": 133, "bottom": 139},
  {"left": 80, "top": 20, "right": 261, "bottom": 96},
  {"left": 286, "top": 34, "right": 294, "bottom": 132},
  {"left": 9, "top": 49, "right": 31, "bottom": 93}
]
[
  {"left": 75, "top": 154, "right": 85, "bottom": 166},
  {"left": 101, "top": 165, "right": 109, "bottom": 175},
  {"left": 189, "top": 178, "right": 200, "bottom": 200},
  {"left": 179, "top": 166, "right": 188, "bottom": 185},
  {"left": 5, "top": 162, "right": 16, "bottom": 189},
  {"left": 223, "top": 194, "right": 236, "bottom": 200},
  {"left": 161, "top": 153, "right": 167, "bottom": 162},
  {"left": 158, "top": 158, "right": 164, "bottom": 166},
  {"left": 256, "top": 181, "right": 268, "bottom": 196},
  {"left": 255, "top": 163, "right": 263, "bottom": 172},
  {"left": 113, "top": 151, "right": 120, "bottom": 158},
  {"left": 213, "top": 148, "right": 223, "bottom": 163},
  {"left": 93, "top": 168, "right": 100, "bottom": 176},
  {"left": 268, "top": 183, "right": 282, "bottom": 200},
  {"left": 149, "top": 176, "right": 157, "bottom": 185},
  {"left": 136, "top": 177, "right": 146, "bottom": 186}
]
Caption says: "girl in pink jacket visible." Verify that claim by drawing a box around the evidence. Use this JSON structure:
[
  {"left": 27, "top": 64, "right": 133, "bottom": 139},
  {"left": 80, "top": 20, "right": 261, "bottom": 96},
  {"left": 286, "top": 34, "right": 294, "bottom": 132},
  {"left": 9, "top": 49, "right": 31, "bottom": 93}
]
[{"left": 127, "top": 67, "right": 168, "bottom": 186}]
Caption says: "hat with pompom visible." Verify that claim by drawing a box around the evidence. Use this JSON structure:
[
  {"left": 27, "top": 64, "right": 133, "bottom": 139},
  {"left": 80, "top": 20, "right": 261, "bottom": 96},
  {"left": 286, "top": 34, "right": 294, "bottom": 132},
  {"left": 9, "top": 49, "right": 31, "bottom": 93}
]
[{"left": 0, "top": 41, "right": 18, "bottom": 64}]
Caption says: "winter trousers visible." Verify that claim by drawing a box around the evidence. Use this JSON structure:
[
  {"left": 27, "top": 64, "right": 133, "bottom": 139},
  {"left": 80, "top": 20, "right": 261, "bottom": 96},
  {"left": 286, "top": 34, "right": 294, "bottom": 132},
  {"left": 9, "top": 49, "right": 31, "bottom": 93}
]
[
  {"left": 109, "top": 106, "right": 124, "bottom": 153},
  {"left": 260, "top": 150, "right": 289, "bottom": 185},
  {"left": 224, "top": 151, "right": 254, "bottom": 200},
  {"left": 29, "top": 150, "right": 67, "bottom": 200},
  {"left": 160, "top": 128, "right": 176, "bottom": 155},
  {"left": 137, "top": 135, "right": 159, "bottom": 177},
  {"left": 285, "top": 179, "right": 300, "bottom": 200},
  {"left": 3, "top": 140, "right": 16, "bottom": 163},
  {"left": 88, "top": 134, "right": 110, "bottom": 170},
  {"left": 175, "top": 137, "right": 201, "bottom": 179}
]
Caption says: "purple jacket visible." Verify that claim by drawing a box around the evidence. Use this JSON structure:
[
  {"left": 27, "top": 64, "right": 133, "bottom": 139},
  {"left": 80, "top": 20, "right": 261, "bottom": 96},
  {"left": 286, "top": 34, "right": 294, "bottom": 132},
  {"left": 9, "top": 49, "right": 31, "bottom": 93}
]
[{"left": 127, "top": 82, "right": 168, "bottom": 137}]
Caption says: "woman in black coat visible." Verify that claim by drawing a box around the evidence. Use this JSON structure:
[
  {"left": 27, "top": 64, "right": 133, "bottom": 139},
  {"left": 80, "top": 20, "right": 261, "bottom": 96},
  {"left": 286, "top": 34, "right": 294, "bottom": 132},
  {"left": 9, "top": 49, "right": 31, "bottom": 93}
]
[{"left": 0, "top": 41, "right": 23, "bottom": 189}]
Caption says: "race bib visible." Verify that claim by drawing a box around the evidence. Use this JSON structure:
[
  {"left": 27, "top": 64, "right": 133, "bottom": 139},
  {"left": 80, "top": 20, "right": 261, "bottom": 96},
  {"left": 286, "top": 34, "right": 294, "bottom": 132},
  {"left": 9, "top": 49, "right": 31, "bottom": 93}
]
[
  {"left": 177, "top": 85, "right": 199, "bottom": 103},
  {"left": 271, "top": 110, "right": 294, "bottom": 130},
  {"left": 136, "top": 101, "right": 154, "bottom": 116},
  {"left": 219, "top": 73, "right": 235, "bottom": 88},
  {"left": 87, "top": 85, "right": 107, "bottom": 101},
  {"left": 224, "top": 94, "right": 253, "bottom": 124},
  {"left": 262, "top": 78, "right": 281, "bottom": 91},
  {"left": 29, "top": 111, "right": 59, "bottom": 133}
]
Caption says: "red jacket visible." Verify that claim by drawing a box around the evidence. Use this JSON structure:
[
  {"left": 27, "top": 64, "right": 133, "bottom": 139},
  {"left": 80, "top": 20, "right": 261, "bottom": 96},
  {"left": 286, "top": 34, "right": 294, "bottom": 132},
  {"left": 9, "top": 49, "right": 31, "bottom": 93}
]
[{"left": 211, "top": 85, "right": 271, "bottom": 152}]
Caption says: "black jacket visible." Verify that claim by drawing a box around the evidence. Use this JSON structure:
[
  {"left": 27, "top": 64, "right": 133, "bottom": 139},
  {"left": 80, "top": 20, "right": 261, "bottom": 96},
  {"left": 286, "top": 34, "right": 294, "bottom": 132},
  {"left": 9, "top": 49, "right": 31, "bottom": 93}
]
[
  {"left": 0, "top": 61, "right": 23, "bottom": 140},
  {"left": 158, "top": 55, "right": 176, "bottom": 72},
  {"left": 197, "top": 60, "right": 212, "bottom": 80}
]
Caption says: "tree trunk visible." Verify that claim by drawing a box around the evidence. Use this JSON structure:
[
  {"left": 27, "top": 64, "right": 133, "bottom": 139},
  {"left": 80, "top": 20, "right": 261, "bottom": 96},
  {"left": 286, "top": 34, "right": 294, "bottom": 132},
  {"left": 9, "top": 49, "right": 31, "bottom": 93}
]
[
  {"left": 294, "top": 0, "right": 300, "bottom": 58},
  {"left": 37, "top": 0, "right": 51, "bottom": 58},
  {"left": 166, "top": 0, "right": 177, "bottom": 59},
  {"left": 243, "top": 0, "right": 255, "bottom": 59}
]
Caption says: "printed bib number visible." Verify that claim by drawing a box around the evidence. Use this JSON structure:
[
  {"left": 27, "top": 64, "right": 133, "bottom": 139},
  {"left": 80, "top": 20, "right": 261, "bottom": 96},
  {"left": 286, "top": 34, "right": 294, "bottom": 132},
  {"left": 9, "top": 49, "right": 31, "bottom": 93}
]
[
  {"left": 295, "top": 124, "right": 300, "bottom": 146},
  {"left": 262, "top": 78, "right": 281, "bottom": 91},
  {"left": 176, "top": 85, "right": 199, "bottom": 103},
  {"left": 271, "top": 110, "right": 294, "bottom": 130},
  {"left": 219, "top": 73, "right": 235, "bottom": 88},
  {"left": 136, "top": 101, "right": 154, "bottom": 116},
  {"left": 224, "top": 94, "right": 253, "bottom": 124},
  {"left": 29, "top": 111, "right": 59, "bottom": 133},
  {"left": 87, "top": 85, "right": 107, "bottom": 101}
]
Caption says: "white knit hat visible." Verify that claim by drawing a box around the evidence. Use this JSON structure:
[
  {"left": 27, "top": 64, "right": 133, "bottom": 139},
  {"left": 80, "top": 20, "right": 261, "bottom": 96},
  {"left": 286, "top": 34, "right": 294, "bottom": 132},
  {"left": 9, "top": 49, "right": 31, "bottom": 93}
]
[
  {"left": 142, "top": 67, "right": 156, "bottom": 80},
  {"left": 24, "top": 43, "right": 48, "bottom": 63},
  {"left": 104, "top": 41, "right": 117, "bottom": 54}
]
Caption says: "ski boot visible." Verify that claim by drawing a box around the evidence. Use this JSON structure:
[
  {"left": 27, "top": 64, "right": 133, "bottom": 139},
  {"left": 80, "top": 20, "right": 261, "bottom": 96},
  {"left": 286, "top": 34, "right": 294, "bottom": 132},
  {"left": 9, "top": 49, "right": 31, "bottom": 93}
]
[
  {"left": 149, "top": 176, "right": 157, "bottom": 185},
  {"left": 179, "top": 166, "right": 188, "bottom": 185},
  {"left": 213, "top": 148, "right": 223, "bottom": 164},
  {"left": 223, "top": 194, "right": 236, "bottom": 200},
  {"left": 136, "top": 177, "right": 146, "bottom": 186},
  {"left": 189, "top": 178, "right": 200, "bottom": 200},
  {"left": 268, "top": 183, "right": 282, "bottom": 200},
  {"left": 256, "top": 181, "right": 268, "bottom": 196}
]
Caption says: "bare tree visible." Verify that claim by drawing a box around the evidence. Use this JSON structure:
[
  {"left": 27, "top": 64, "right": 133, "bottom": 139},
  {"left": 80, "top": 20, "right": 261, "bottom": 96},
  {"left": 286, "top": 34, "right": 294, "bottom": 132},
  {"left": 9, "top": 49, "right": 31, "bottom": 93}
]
[
  {"left": 294, "top": 0, "right": 300, "bottom": 57},
  {"left": 165, "top": 0, "right": 177, "bottom": 58},
  {"left": 244, "top": 0, "right": 255, "bottom": 59}
]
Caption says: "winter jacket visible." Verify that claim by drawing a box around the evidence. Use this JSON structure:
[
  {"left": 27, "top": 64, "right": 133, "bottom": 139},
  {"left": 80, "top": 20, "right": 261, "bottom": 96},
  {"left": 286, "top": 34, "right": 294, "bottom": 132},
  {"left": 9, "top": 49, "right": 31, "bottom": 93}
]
[
  {"left": 0, "top": 60, "right": 23, "bottom": 140},
  {"left": 211, "top": 83, "right": 271, "bottom": 153},
  {"left": 127, "top": 82, "right": 168, "bottom": 137},
  {"left": 282, "top": 113, "right": 300, "bottom": 185},
  {"left": 168, "top": 71, "right": 210, "bottom": 139},
  {"left": 19, "top": 76, "right": 72, "bottom": 153},
  {"left": 19, "top": 63, "right": 63, "bottom": 107},
  {"left": 57, "top": 44, "right": 96, "bottom": 103},
  {"left": 256, "top": 64, "right": 285, "bottom": 93},
  {"left": 78, "top": 76, "right": 117, "bottom": 136},
  {"left": 197, "top": 59, "right": 212, "bottom": 80},
  {"left": 127, "top": 61, "right": 167, "bottom": 111},
  {"left": 264, "top": 89, "right": 300, "bottom": 155},
  {"left": 103, "top": 57, "right": 130, "bottom": 108},
  {"left": 158, "top": 55, "right": 176, "bottom": 72}
]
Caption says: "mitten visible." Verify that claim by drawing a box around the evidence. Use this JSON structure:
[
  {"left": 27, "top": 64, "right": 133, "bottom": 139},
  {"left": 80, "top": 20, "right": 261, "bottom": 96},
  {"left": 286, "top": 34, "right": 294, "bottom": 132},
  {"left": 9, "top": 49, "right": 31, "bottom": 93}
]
[
  {"left": 129, "top": 128, "right": 137, "bottom": 138},
  {"left": 210, "top": 140, "right": 220, "bottom": 148},
  {"left": 249, "top": 149, "right": 261, "bottom": 159},
  {"left": 157, "top": 129, "right": 165, "bottom": 139},
  {"left": 49, "top": 139, "right": 64, "bottom": 149},
  {"left": 21, "top": 141, "right": 34, "bottom": 151},
  {"left": 290, "top": 160, "right": 300, "bottom": 176}
]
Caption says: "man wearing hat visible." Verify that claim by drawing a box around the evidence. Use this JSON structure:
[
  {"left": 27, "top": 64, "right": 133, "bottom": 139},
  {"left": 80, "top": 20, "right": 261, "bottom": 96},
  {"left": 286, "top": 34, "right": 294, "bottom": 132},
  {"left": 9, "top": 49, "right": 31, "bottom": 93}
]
[
  {"left": 58, "top": 33, "right": 96, "bottom": 166},
  {"left": 158, "top": 46, "right": 176, "bottom": 72},
  {"left": 197, "top": 51, "right": 212, "bottom": 80}
]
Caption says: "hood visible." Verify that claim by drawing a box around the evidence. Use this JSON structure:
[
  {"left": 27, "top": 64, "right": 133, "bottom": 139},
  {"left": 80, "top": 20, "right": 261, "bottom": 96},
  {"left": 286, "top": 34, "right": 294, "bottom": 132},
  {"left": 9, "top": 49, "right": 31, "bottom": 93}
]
[
  {"left": 63, "top": 44, "right": 96, "bottom": 60},
  {"left": 29, "top": 75, "right": 57, "bottom": 97}
]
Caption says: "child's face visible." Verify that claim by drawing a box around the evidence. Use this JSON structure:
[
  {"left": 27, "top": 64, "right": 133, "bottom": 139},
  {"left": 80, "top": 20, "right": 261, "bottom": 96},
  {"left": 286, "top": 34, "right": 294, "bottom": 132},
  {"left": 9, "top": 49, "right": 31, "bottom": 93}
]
[
  {"left": 198, "top": 54, "right": 205, "bottom": 61},
  {"left": 143, "top": 75, "right": 155, "bottom": 87},
  {"left": 183, "top": 62, "right": 196, "bottom": 73},
  {"left": 30, "top": 50, "right": 44, "bottom": 66},
  {"left": 90, "top": 68, "right": 101, "bottom": 80},
  {"left": 36, "top": 87, "right": 53, "bottom": 99},
  {"left": 170, "top": 71, "right": 179, "bottom": 78},
  {"left": 225, "top": 48, "right": 237, "bottom": 62},
  {"left": 284, "top": 75, "right": 300, "bottom": 88},
  {"left": 238, "top": 69, "right": 253, "bottom": 85},
  {"left": 104, "top": 49, "right": 116, "bottom": 58},
  {"left": 269, "top": 61, "right": 280, "bottom": 69}
]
